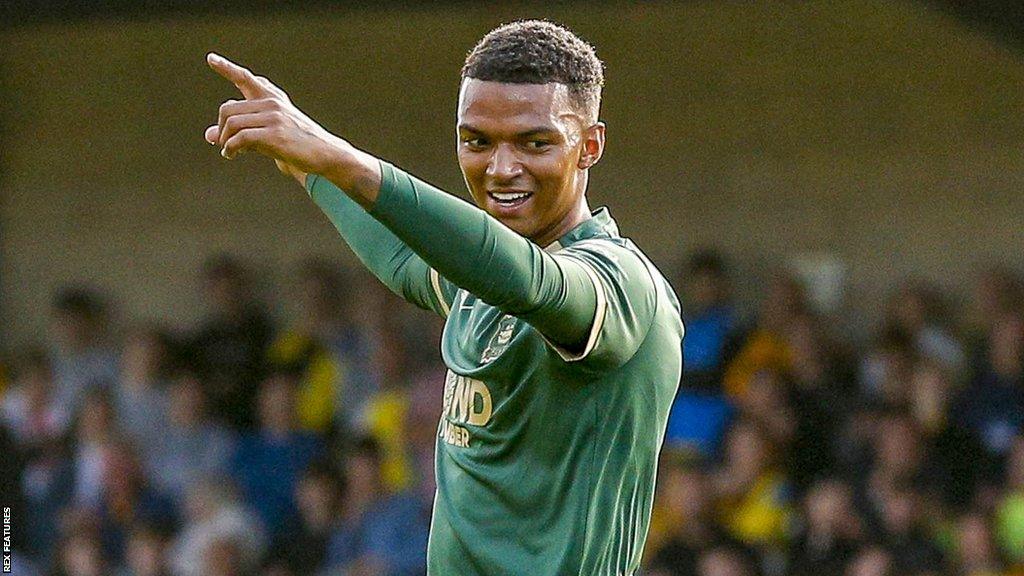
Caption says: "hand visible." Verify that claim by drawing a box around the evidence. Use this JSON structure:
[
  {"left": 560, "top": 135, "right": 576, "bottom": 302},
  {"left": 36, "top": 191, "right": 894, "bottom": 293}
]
[{"left": 204, "top": 52, "right": 339, "bottom": 183}]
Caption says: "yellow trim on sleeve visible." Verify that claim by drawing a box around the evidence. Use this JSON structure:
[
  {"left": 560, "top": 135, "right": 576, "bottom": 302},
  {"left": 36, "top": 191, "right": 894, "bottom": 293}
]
[
  {"left": 430, "top": 268, "right": 450, "bottom": 318},
  {"left": 541, "top": 255, "right": 607, "bottom": 362}
]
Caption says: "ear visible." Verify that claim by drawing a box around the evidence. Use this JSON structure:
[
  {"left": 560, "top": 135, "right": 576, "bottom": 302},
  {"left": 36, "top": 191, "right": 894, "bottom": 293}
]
[{"left": 577, "top": 121, "right": 606, "bottom": 170}]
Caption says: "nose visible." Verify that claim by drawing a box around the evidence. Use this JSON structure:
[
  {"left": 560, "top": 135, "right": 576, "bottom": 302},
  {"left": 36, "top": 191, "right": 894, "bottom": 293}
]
[{"left": 486, "top": 143, "right": 523, "bottom": 181}]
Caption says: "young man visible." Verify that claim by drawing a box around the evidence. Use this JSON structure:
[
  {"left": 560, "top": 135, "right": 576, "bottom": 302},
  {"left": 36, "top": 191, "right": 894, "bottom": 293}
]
[{"left": 206, "top": 20, "right": 683, "bottom": 576}]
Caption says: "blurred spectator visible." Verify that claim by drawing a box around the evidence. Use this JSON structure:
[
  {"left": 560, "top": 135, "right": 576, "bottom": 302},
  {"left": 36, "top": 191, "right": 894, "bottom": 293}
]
[
  {"left": 907, "top": 360, "right": 954, "bottom": 434},
  {"left": 188, "top": 255, "right": 274, "bottom": 430},
  {"left": 268, "top": 260, "right": 378, "bottom": 435},
  {"left": 663, "top": 389, "right": 735, "bottom": 458},
  {"left": 52, "top": 528, "right": 108, "bottom": 576},
  {"left": 49, "top": 287, "right": 119, "bottom": 413},
  {"left": 71, "top": 389, "right": 119, "bottom": 510},
  {"left": 966, "top": 267, "right": 1023, "bottom": 378},
  {"left": 202, "top": 537, "right": 254, "bottom": 576},
  {"left": 733, "top": 369, "right": 795, "bottom": 453},
  {"left": 94, "top": 438, "right": 177, "bottom": 563},
  {"left": 116, "top": 523, "right": 171, "bottom": 576},
  {"left": 664, "top": 250, "right": 740, "bottom": 456},
  {"left": 266, "top": 460, "right": 343, "bottom": 574},
  {"left": 712, "top": 419, "right": 794, "bottom": 549},
  {"left": 696, "top": 546, "right": 760, "bottom": 576},
  {"left": 362, "top": 322, "right": 417, "bottom": 492},
  {"left": 20, "top": 434, "right": 72, "bottom": 561},
  {"left": 0, "top": 348, "right": 71, "bottom": 450},
  {"left": 845, "top": 547, "right": 893, "bottom": 576},
  {"left": 954, "top": 312, "right": 1024, "bottom": 465},
  {"left": 782, "top": 315, "right": 852, "bottom": 492},
  {"left": 230, "top": 371, "right": 322, "bottom": 539},
  {"left": 168, "top": 477, "right": 265, "bottom": 576},
  {"left": 326, "top": 436, "right": 429, "bottom": 576},
  {"left": 882, "top": 280, "right": 964, "bottom": 374},
  {"left": 679, "top": 249, "right": 739, "bottom": 391},
  {"left": 953, "top": 510, "right": 1007, "bottom": 576},
  {"left": 402, "top": 324, "right": 447, "bottom": 506},
  {"left": 859, "top": 325, "right": 917, "bottom": 407},
  {"left": 115, "top": 327, "right": 172, "bottom": 452},
  {"left": 787, "top": 478, "right": 862, "bottom": 576},
  {"left": 875, "top": 481, "right": 944, "bottom": 574},
  {"left": 145, "top": 369, "right": 235, "bottom": 505},
  {"left": 7, "top": 552, "right": 41, "bottom": 576},
  {"left": 646, "top": 449, "right": 741, "bottom": 575},
  {"left": 723, "top": 271, "right": 808, "bottom": 398},
  {"left": 851, "top": 411, "right": 946, "bottom": 533},
  {"left": 907, "top": 360, "right": 982, "bottom": 507}
]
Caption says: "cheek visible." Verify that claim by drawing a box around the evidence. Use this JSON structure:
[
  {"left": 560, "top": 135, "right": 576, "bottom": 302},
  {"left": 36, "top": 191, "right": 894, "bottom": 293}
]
[
  {"left": 458, "top": 154, "right": 487, "bottom": 196},
  {"left": 535, "top": 154, "right": 576, "bottom": 195},
  {"left": 457, "top": 154, "right": 477, "bottom": 181}
]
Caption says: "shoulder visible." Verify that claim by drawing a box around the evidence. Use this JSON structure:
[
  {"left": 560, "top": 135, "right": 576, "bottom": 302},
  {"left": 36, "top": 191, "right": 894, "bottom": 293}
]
[
  {"left": 559, "top": 237, "right": 671, "bottom": 314},
  {"left": 560, "top": 238, "right": 656, "bottom": 288},
  {"left": 550, "top": 237, "right": 681, "bottom": 370}
]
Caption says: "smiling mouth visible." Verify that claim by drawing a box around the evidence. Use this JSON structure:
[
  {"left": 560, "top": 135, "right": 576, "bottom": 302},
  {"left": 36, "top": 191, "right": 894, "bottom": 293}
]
[{"left": 488, "top": 190, "right": 534, "bottom": 208}]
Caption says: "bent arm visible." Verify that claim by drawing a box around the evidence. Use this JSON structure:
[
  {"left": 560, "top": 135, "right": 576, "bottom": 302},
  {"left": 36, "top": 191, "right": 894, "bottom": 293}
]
[
  {"left": 203, "top": 53, "right": 618, "bottom": 362},
  {"left": 203, "top": 53, "right": 596, "bottom": 347},
  {"left": 359, "top": 161, "right": 598, "bottom": 353}
]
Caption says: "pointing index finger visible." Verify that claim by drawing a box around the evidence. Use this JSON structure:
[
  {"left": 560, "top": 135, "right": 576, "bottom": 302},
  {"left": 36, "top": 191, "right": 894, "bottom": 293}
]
[{"left": 207, "top": 52, "right": 263, "bottom": 99}]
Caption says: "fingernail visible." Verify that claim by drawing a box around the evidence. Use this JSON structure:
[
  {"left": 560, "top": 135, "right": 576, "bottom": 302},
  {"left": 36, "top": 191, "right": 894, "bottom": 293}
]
[
  {"left": 221, "top": 147, "right": 230, "bottom": 159},
  {"left": 208, "top": 53, "right": 221, "bottom": 63}
]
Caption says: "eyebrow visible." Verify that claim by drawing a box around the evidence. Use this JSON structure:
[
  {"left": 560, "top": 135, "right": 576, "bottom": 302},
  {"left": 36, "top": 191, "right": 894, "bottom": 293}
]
[{"left": 458, "top": 124, "right": 559, "bottom": 138}]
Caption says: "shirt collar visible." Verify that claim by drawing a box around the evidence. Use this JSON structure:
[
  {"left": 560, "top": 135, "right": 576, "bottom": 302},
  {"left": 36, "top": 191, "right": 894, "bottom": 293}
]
[{"left": 543, "top": 207, "right": 618, "bottom": 253}]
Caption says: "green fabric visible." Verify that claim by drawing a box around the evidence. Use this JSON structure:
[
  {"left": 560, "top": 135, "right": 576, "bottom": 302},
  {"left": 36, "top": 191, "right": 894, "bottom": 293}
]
[
  {"left": 306, "top": 171, "right": 449, "bottom": 317},
  {"left": 308, "top": 163, "right": 597, "bottom": 351},
  {"left": 307, "top": 164, "right": 684, "bottom": 576}
]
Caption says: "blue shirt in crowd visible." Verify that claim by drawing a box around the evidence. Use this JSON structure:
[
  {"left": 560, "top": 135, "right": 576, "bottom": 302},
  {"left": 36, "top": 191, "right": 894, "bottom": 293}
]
[
  {"left": 327, "top": 492, "right": 429, "bottom": 576},
  {"left": 231, "top": 430, "right": 322, "bottom": 538}
]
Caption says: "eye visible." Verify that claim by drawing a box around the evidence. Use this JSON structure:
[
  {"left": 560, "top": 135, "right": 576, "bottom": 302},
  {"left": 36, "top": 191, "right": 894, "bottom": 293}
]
[
  {"left": 462, "top": 137, "right": 488, "bottom": 149},
  {"left": 525, "top": 140, "right": 551, "bottom": 150}
]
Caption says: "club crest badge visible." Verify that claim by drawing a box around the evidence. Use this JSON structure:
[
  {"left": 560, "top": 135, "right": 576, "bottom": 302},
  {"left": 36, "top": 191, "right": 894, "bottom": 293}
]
[{"left": 481, "top": 315, "right": 517, "bottom": 363}]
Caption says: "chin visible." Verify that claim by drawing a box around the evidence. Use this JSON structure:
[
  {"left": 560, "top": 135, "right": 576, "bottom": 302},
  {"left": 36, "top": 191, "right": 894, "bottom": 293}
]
[{"left": 498, "top": 217, "right": 532, "bottom": 238}]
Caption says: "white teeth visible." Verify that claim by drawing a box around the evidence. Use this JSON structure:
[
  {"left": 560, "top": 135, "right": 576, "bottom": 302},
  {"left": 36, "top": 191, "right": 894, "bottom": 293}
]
[{"left": 492, "top": 192, "right": 530, "bottom": 202}]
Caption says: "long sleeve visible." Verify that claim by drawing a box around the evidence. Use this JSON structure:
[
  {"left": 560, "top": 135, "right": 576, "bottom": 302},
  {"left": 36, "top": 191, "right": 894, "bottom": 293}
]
[
  {"left": 364, "top": 162, "right": 599, "bottom": 353},
  {"left": 306, "top": 174, "right": 456, "bottom": 318}
]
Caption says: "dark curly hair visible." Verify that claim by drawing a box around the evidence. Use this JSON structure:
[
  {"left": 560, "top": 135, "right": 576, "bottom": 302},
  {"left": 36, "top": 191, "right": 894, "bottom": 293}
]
[{"left": 462, "top": 20, "right": 604, "bottom": 122}]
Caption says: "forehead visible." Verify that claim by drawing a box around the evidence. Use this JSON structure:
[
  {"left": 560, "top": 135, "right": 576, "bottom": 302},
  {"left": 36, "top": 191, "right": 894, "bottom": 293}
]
[{"left": 457, "top": 78, "right": 576, "bottom": 131}]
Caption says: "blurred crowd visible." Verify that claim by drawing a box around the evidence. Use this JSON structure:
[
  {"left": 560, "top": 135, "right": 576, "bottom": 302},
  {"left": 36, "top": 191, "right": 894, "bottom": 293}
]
[
  {"left": 650, "top": 252, "right": 1024, "bottom": 576},
  {"left": 1, "top": 256, "right": 442, "bottom": 576},
  {"left": 1, "top": 251, "right": 1022, "bottom": 576}
]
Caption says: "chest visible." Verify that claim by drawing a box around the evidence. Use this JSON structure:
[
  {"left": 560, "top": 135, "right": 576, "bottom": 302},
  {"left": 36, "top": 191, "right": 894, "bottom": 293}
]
[{"left": 441, "top": 292, "right": 538, "bottom": 372}]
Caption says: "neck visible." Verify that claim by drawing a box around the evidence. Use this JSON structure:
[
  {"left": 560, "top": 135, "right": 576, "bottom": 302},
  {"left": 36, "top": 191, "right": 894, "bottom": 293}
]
[{"left": 534, "top": 197, "right": 592, "bottom": 248}]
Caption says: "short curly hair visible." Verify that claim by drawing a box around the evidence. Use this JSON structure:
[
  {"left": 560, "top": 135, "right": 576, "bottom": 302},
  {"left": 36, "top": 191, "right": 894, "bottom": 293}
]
[{"left": 462, "top": 20, "right": 604, "bottom": 122}]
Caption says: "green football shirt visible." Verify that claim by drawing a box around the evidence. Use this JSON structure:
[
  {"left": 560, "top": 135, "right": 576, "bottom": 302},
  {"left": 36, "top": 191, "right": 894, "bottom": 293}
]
[{"left": 308, "top": 162, "right": 683, "bottom": 576}]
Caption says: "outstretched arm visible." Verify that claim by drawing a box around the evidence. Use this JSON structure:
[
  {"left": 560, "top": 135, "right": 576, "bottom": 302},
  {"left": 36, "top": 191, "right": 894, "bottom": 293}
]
[
  {"left": 306, "top": 173, "right": 456, "bottom": 318},
  {"left": 204, "top": 53, "right": 454, "bottom": 316},
  {"left": 204, "top": 53, "right": 606, "bottom": 358}
]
